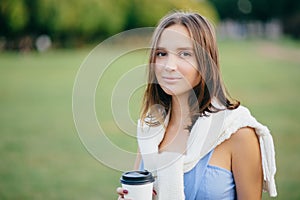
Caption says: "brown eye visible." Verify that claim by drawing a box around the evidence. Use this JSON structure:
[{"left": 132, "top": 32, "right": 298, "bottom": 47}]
[
  {"left": 156, "top": 51, "right": 167, "bottom": 57},
  {"left": 179, "top": 51, "right": 192, "bottom": 57}
]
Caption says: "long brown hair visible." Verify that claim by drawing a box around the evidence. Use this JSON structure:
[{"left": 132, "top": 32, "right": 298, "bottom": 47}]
[{"left": 141, "top": 11, "right": 239, "bottom": 129}]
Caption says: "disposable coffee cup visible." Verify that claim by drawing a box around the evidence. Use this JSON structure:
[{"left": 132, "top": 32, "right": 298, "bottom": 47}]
[{"left": 120, "top": 170, "right": 155, "bottom": 200}]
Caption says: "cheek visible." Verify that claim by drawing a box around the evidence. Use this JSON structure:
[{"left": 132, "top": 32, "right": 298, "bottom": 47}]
[
  {"left": 178, "top": 60, "right": 198, "bottom": 76},
  {"left": 180, "top": 65, "right": 200, "bottom": 86},
  {"left": 154, "top": 63, "right": 163, "bottom": 76},
  {"left": 193, "top": 73, "right": 201, "bottom": 86}
]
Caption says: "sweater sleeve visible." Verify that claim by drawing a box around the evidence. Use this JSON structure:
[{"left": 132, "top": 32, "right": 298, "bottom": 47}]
[{"left": 218, "top": 106, "right": 277, "bottom": 197}]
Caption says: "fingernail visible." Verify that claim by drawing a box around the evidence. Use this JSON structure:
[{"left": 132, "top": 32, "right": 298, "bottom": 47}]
[
  {"left": 123, "top": 189, "right": 128, "bottom": 194},
  {"left": 153, "top": 190, "right": 157, "bottom": 195}
]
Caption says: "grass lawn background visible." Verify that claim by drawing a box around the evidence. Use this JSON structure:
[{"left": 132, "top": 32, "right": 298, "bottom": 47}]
[{"left": 0, "top": 39, "right": 299, "bottom": 199}]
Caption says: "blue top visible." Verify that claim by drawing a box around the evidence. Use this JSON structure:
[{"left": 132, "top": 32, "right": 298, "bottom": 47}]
[
  {"left": 140, "top": 150, "right": 237, "bottom": 200},
  {"left": 184, "top": 150, "right": 236, "bottom": 200}
]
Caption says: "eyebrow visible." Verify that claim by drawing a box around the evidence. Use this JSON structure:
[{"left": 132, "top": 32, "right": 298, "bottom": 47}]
[{"left": 156, "top": 47, "right": 194, "bottom": 51}]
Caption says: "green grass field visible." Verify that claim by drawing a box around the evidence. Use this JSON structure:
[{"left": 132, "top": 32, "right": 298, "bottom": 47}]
[{"left": 0, "top": 39, "right": 299, "bottom": 199}]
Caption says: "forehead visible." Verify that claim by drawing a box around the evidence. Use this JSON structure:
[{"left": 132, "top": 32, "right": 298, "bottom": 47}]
[{"left": 157, "top": 24, "right": 193, "bottom": 49}]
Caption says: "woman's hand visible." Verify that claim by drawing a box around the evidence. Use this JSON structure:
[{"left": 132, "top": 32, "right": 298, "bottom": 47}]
[
  {"left": 116, "top": 187, "right": 157, "bottom": 199},
  {"left": 116, "top": 187, "right": 129, "bottom": 200}
]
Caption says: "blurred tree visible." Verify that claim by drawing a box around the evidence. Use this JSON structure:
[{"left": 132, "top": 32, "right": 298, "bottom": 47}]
[
  {"left": 0, "top": 0, "right": 219, "bottom": 49},
  {"left": 280, "top": 0, "right": 300, "bottom": 38},
  {"left": 209, "top": 0, "right": 300, "bottom": 38},
  {"left": 0, "top": 0, "right": 29, "bottom": 36},
  {"left": 123, "top": 0, "right": 218, "bottom": 29},
  {"left": 207, "top": 0, "right": 242, "bottom": 19},
  {"left": 170, "top": 0, "right": 218, "bottom": 23},
  {"left": 34, "top": 0, "right": 129, "bottom": 46}
]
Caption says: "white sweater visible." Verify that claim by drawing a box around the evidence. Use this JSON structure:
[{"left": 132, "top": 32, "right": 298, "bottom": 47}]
[{"left": 137, "top": 105, "right": 277, "bottom": 199}]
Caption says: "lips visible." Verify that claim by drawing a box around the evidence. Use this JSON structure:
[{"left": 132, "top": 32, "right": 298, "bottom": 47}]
[{"left": 161, "top": 76, "right": 182, "bottom": 83}]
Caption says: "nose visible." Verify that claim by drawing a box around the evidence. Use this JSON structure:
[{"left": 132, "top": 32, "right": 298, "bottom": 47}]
[{"left": 165, "top": 53, "right": 177, "bottom": 71}]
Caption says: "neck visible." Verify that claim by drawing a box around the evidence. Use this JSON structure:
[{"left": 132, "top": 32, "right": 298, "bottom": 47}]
[{"left": 170, "top": 94, "right": 191, "bottom": 125}]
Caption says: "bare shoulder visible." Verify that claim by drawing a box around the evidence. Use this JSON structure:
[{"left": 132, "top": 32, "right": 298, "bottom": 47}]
[
  {"left": 210, "top": 127, "right": 261, "bottom": 173},
  {"left": 230, "top": 128, "right": 263, "bottom": 199},
  {"left": 227, "top": 127, "right": 261, "bottom": 165},
  {"left": 230, "top": 127, "right": 260, "bottom": 150}
]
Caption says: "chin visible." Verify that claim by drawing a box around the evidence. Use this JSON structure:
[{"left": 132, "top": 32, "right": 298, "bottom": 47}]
[
  {"left": 160, "top": 86, "right": 176, "bottom": 95},
  {"left": 161, "top": 86, "right": 188, "bottom": 97}
]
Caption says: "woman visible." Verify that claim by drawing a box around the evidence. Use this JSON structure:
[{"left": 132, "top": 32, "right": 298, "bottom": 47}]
[{"left": 117, "top": 11, "right": 277, "bottom": 199}]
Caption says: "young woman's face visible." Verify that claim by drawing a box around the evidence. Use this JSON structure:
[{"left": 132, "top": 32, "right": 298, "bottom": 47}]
[{"left": 154, "top": 24, "right": 200, "bottom": 97}]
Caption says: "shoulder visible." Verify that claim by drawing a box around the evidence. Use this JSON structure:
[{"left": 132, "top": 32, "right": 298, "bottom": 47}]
[
  {"left": 230, "top": 128, "right": 263, "bottom": 199},
  {"left": 210, "top": 127, "right": 260, "bottom": 173},
  {"left": 230, "top": 127, "right": 261, "bottom": 162},
  {"left": 230, "top": 127, "right": 259, "bottom": 152},
  {"left": 230, "top": 127, "right": 258, "bottom": 145}
]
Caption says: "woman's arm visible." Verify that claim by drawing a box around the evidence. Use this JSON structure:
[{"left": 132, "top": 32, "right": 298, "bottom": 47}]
[{"left": 231, "top": 127, "right": 263, "bottom": 200}]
